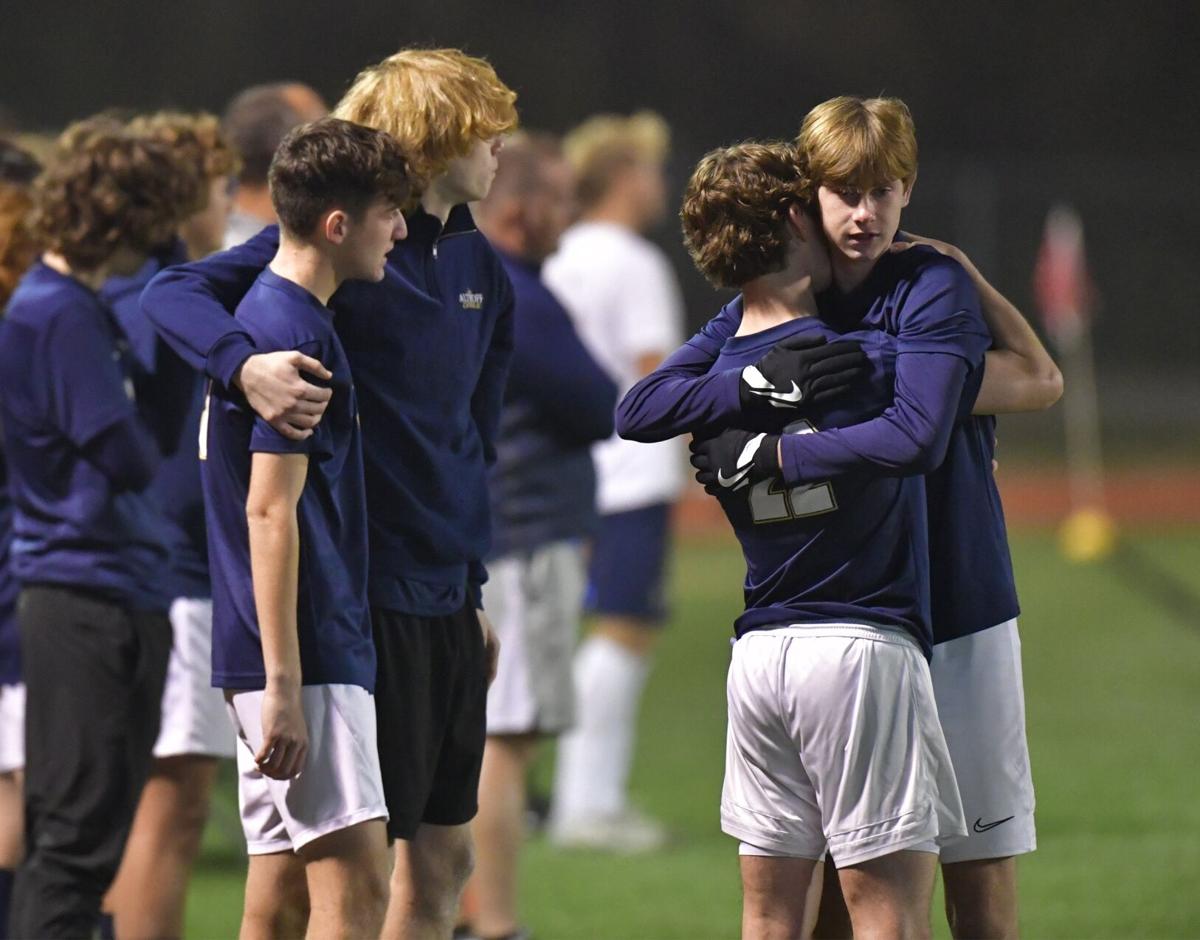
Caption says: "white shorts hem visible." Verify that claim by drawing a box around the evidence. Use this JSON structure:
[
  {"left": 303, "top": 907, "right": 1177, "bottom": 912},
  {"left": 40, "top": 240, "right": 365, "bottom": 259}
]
[{"left": 248, "top": 804, "right": 388, "bottom": 855}]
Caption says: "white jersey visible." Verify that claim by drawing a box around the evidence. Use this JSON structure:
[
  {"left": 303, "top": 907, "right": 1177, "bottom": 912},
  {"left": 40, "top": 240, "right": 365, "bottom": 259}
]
[{"left": 544, "top": 221, "right": 685, "bottom": 514}]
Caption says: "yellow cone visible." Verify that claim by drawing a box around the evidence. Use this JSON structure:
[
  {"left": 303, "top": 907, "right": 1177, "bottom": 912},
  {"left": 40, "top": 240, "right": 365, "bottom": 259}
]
[{"left": 1059, "top": 507, "right": 1118, "bottom": 563}]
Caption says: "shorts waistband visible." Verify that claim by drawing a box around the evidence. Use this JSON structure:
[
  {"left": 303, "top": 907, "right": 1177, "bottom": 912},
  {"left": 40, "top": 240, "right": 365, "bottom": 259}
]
[{"left": 740, "top": 622, "right": 921, "bottom": 652}]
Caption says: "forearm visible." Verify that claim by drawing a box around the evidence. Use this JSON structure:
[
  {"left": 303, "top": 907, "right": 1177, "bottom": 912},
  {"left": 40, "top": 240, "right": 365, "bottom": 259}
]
[
  {"left": 955, "top": 256, "right": 1063, "bottom": 414},
  {"left": 248, "top": 508, "right": 302, "bottom": 685},
  {"left": 779, "top": 353, "right": 968, "bottom": 484},
  {"left": 617, "top": 346, "right": 742, "bottom": 442}
]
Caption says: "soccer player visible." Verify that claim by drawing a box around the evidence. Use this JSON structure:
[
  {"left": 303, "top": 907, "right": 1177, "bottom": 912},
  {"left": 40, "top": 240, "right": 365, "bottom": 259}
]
[
  {"left": 204, "top": 116, "right": 408, "bottom": 939},
  {"left": 469, "top": 132, "right": 618, "bottom": 940},
  {"left": 0, "top": 119, "right": 193, "bottom": 938},
  {"left": 221, "top": 82, "right": 328, "bottom": 248},
  {"left": 540, "top": 112, "right": 685, "bottom": 851},
  {"left": 98, "top": 110, "right": 241, "bottom": 940},
  {"left": 681, "top": 139, "right": 977, "bottom": 937},
  {"left": 620, "top": 98, "right": 1058, "bottom": 939},
  {"left": 141, "top": 48, "right": 519, "bottom": 938},
  {"left": 0, "top": 138, "right": 39, "bottom": 938}
]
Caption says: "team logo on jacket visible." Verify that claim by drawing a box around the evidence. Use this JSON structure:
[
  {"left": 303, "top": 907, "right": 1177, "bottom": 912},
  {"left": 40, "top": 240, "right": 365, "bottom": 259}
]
[{"left": 459, "top": 290, "right": 484, "bottom": 310}]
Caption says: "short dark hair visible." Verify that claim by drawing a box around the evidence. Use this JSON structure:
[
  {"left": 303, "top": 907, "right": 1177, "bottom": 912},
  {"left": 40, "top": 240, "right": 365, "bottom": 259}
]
[
  {"left": 268, "top": 118, "right": 412, "bottom": 237},
  {"left": 222, "top": 84, "right": 308, "bottom": 186},
  {"left": 33, "top": 118, "right": 198, "bottom": 269}
]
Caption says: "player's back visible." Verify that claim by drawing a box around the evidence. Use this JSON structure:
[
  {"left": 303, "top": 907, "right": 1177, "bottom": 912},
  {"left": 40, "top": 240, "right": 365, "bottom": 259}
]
[{"left": 710, "top": 316, "right": 932, "bottom": 653}]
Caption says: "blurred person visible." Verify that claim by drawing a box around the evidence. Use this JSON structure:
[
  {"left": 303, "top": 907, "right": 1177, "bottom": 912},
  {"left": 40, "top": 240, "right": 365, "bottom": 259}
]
[
  {"left": 541, "top": 111, "right": 685, "bottom": 853},
  {"left": 96, "top": 110, "right": 241, "bottom": 940},
  {"left": 466, "top": 133, "right": 617, "bottom": 940},
  {"left": 0, "top": 119, "right": 195, "bottom": 938},
  {"left": 141, "top": 48, "right": 519, "bottom": 939},
  {"left": 222, "top": 82, "right": 327, "bottom": 248},
  {"left": 0, "top": 139, "right": 39, "bottom": 939},
  {"left": 205, "top": 118, "right": 409, "bottom": 940}
]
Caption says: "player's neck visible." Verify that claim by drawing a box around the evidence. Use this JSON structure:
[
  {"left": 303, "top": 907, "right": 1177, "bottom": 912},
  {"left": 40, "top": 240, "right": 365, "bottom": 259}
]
[
  {"left": 737, "top": 269, "right": 819, "bottom": 336},
  {"left": 583, "top": 199, "right": 643, "bottom": 234},
  {"left": 42, "top": 251, "right": 117, "bottom": 293},
  {"left": 269, "top": 240, "right": 338, "bottom": 306},
  {"left": 233, "top": 186, "right": 276, "bottom": 224},
  {"left": 832, "top": 253, "right": 879, "bottom": 294},
  {"left": 421, "top": 178, "right": 460, "bottom": 226}
]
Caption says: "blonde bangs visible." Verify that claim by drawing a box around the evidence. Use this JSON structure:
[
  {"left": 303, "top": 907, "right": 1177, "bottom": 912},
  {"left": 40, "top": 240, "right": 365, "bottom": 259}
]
[
  {"left": 334, "top": 48, "right": 518, "bottom": 188},
  {"left": 563, "top": 110, "right": 669, "bottom": 176},
  {"left": 798, "top": 96, "right": 917, "bottom": 189}
]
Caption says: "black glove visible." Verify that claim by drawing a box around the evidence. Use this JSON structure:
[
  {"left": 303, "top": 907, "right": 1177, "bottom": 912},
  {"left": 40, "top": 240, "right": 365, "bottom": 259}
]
[
  {"left": 689, "top": 429, "right": 781, "bottom": 496},
  {"left": 739, "top": 333, "right": 867, "bottom": 419}
]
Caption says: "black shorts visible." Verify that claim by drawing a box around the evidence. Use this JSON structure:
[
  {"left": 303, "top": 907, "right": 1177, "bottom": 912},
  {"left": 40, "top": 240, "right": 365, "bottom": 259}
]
[{"left": 371, "top": 602, "right": 487, "bottom": 840}]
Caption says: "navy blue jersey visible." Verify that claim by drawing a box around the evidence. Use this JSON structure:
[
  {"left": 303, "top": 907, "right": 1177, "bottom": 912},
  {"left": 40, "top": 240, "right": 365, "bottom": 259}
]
[
  {"left": 203, "top": 269, "right": 374, "bottom": 691},
  {"left": 0, "top": 443, "right": 19, "bottom": 685},
  {"left": 103, "top": 244, "right": 210, "bottom": 600},
  {"left": 488, "top": 252, "right": 616, "bottom": 558},
  {"left": 709, "top": 317, "right": 936, "bottom": 649},
  {"left": 621, "top": 248, "right": 1009, "bottom": 644},
  {"left": 143, "top": 206, "right": 514, "bottom": 615},
  {"left": 0, "top": 263, "right": 168, "bottom": 606}
]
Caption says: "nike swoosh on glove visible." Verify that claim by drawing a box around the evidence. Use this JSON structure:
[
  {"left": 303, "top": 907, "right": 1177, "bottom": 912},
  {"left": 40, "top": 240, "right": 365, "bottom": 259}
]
[
  {"left": 689, "top": 429, "right": 781, "bottom": 496},
  {"left": 739, "top": 332, "right": 868, "bottom": 419}
]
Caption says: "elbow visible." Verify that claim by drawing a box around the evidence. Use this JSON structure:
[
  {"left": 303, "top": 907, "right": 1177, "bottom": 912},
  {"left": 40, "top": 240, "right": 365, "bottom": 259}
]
[
  {"left": 1038, "top": 365, "right": 1065, "bottom": 409},
  {"left": 897, "top": 432, "right": 947, "bottom": 476}
]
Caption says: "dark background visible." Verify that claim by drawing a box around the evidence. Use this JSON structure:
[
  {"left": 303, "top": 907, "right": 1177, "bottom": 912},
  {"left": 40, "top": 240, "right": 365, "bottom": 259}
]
[{"left": 4, "top": 1, "right": 1196, "bottom": 454}]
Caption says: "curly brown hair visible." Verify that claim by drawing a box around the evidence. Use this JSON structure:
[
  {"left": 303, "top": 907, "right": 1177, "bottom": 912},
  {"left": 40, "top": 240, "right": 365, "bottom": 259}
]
[
  {"left": 269, "top": 117, "right": 412, "bottom": 237},
  {"left": 128, "top": 111, "right": 240, "bottom": 214},
  {"left": 32, "top": 117, "right": 199, "bottom": 270},
  {"left": 680, "top": 141, "right": 813, "bottom": 290}
]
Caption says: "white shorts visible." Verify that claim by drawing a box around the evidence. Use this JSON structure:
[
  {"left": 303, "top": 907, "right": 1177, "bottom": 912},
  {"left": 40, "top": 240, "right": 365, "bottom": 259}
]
[
  {"left": 483, "top": 540, "right": 586, "bottom": 736},
  {"left": 0, "top": 683, "right": 24, "bottom": 774},
  {"left": 155, "top": 597, "right": 236, "bottom": 759},
  {"left": 721, "top": 624, "right": 966, "bottom": 868},
  {"left": 227, "top": 683, "right": 388, "bottom": 854},
  {"left": 931, "top": 619, "right": 1036, "bottom": 863}
]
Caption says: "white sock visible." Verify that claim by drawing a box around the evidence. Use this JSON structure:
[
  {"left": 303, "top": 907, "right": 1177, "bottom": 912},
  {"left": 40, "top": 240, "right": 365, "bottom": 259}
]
[{"left": 553, "top": 634, "right": 652, "bottom": 821}]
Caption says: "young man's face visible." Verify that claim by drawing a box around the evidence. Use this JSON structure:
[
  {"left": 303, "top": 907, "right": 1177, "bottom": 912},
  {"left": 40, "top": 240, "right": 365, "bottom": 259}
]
[
  {"left": 339, "top": 198, "right": 407, "bottom": 281},
  {"left": 444, "top": 137, "right": 503, "bottom": 204},
  {"left": 180, "top": 175, "right": 235, "bottom": 259},
  {"left": 816, "top": 178, "right": 912, "bottom": 268},
  {"left": 523, "top": 156, "right": 576, "bottom": 263}
]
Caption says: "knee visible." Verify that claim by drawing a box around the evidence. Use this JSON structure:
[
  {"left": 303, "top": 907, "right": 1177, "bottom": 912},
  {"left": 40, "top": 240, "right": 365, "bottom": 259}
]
[{"left": 404, "top": 836, "right": 474, "bottom": 917}]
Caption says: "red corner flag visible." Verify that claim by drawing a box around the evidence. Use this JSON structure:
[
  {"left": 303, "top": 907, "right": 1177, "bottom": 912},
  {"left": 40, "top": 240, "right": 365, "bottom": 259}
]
[{"left": 1033, "top": 204, "right": 1095, "bottom": 350}]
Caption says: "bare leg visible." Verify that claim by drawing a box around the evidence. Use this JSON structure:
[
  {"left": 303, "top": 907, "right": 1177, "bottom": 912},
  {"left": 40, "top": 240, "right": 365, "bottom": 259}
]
[
  {"left": 300, "top": 819, "right": 390, "bottom": 940},
  {"left": 382, "top": 822, "right": 474, "bottom": 940},
  {"left": 105, "top": 755, "right": 218, "bottom": 939},
  {"left": 811, "top": 859, "right": 852, "bottom": 940},
  {"left": 837, "top": 849, "right": 938, "bottom": 940},
  {"left": 740, "top": 854, "right": 817, "bottom": 940},
  {"left": 468, "top": 734, "right": 538, "bottom": 938},
  {"left": 0, "top": 770, "right": 23, "bottom": 869},
  {"left": 941, "top": 856, "right": 1019, "bottom": 939},
  {"left": 240, "top": 852, "right": 309, "bottom": 940}
]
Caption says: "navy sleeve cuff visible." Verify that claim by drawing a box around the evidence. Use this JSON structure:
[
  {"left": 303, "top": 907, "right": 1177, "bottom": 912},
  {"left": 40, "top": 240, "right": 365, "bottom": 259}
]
[{"left": 208, "top": 331, "right": 258, "bottom": 391}]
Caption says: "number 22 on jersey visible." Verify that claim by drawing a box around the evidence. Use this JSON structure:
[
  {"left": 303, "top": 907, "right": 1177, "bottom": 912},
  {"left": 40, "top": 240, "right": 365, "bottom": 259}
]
[{"left": 749, "top": 419, "right": 836, "bottom": 524}]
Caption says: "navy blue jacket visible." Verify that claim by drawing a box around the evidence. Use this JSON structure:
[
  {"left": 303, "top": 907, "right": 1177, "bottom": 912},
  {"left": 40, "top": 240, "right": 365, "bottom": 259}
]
[
  {"left": 489, "top": 253, "right": 616, "bottom": 558},
  {"left": 141, "top": 206, "right": 513, "bottom": 614}
]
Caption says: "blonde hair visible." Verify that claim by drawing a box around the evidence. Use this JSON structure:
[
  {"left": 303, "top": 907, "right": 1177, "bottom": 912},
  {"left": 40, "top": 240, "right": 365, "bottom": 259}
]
[
  {"left": 563, "top": 111, "right": 669, "bottom": 210},
  {"left": 797, "top": 96, "right": 917, "bottom": 190},
  {"left": 681, "top": 141, "right": 812, "bottom": 290},
  {"left": 333, "top": 48, "right": 518, "bottom": 189}
]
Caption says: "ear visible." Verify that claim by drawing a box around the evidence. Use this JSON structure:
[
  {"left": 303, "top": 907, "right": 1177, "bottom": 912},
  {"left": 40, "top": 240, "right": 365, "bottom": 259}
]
[
  {"left": 901, "top": 171, "right": 917, "bottom": 208},
  {"left": 786, "top": 203, "right": 809, "bottom": 240},
  {"left": 323, "top": 209, "right": 350, "bottom": 244}
]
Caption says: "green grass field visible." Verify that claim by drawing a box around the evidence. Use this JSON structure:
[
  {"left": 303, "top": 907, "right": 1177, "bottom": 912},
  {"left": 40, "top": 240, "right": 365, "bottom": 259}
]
[{"left": 184, "top": 529, "right": 1200, "bottom": 939}]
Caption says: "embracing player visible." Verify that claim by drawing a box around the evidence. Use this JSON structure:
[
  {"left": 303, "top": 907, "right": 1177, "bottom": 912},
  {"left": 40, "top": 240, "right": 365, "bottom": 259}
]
[
  {"left": 675, "top": 139, "right": 978, "bottom": 938},
  {"left": 619, "top": 97, "right": 1059, "bottom": 938},
  {"left": 142, "top": 48, "right": 519, "bottom": 937}
]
